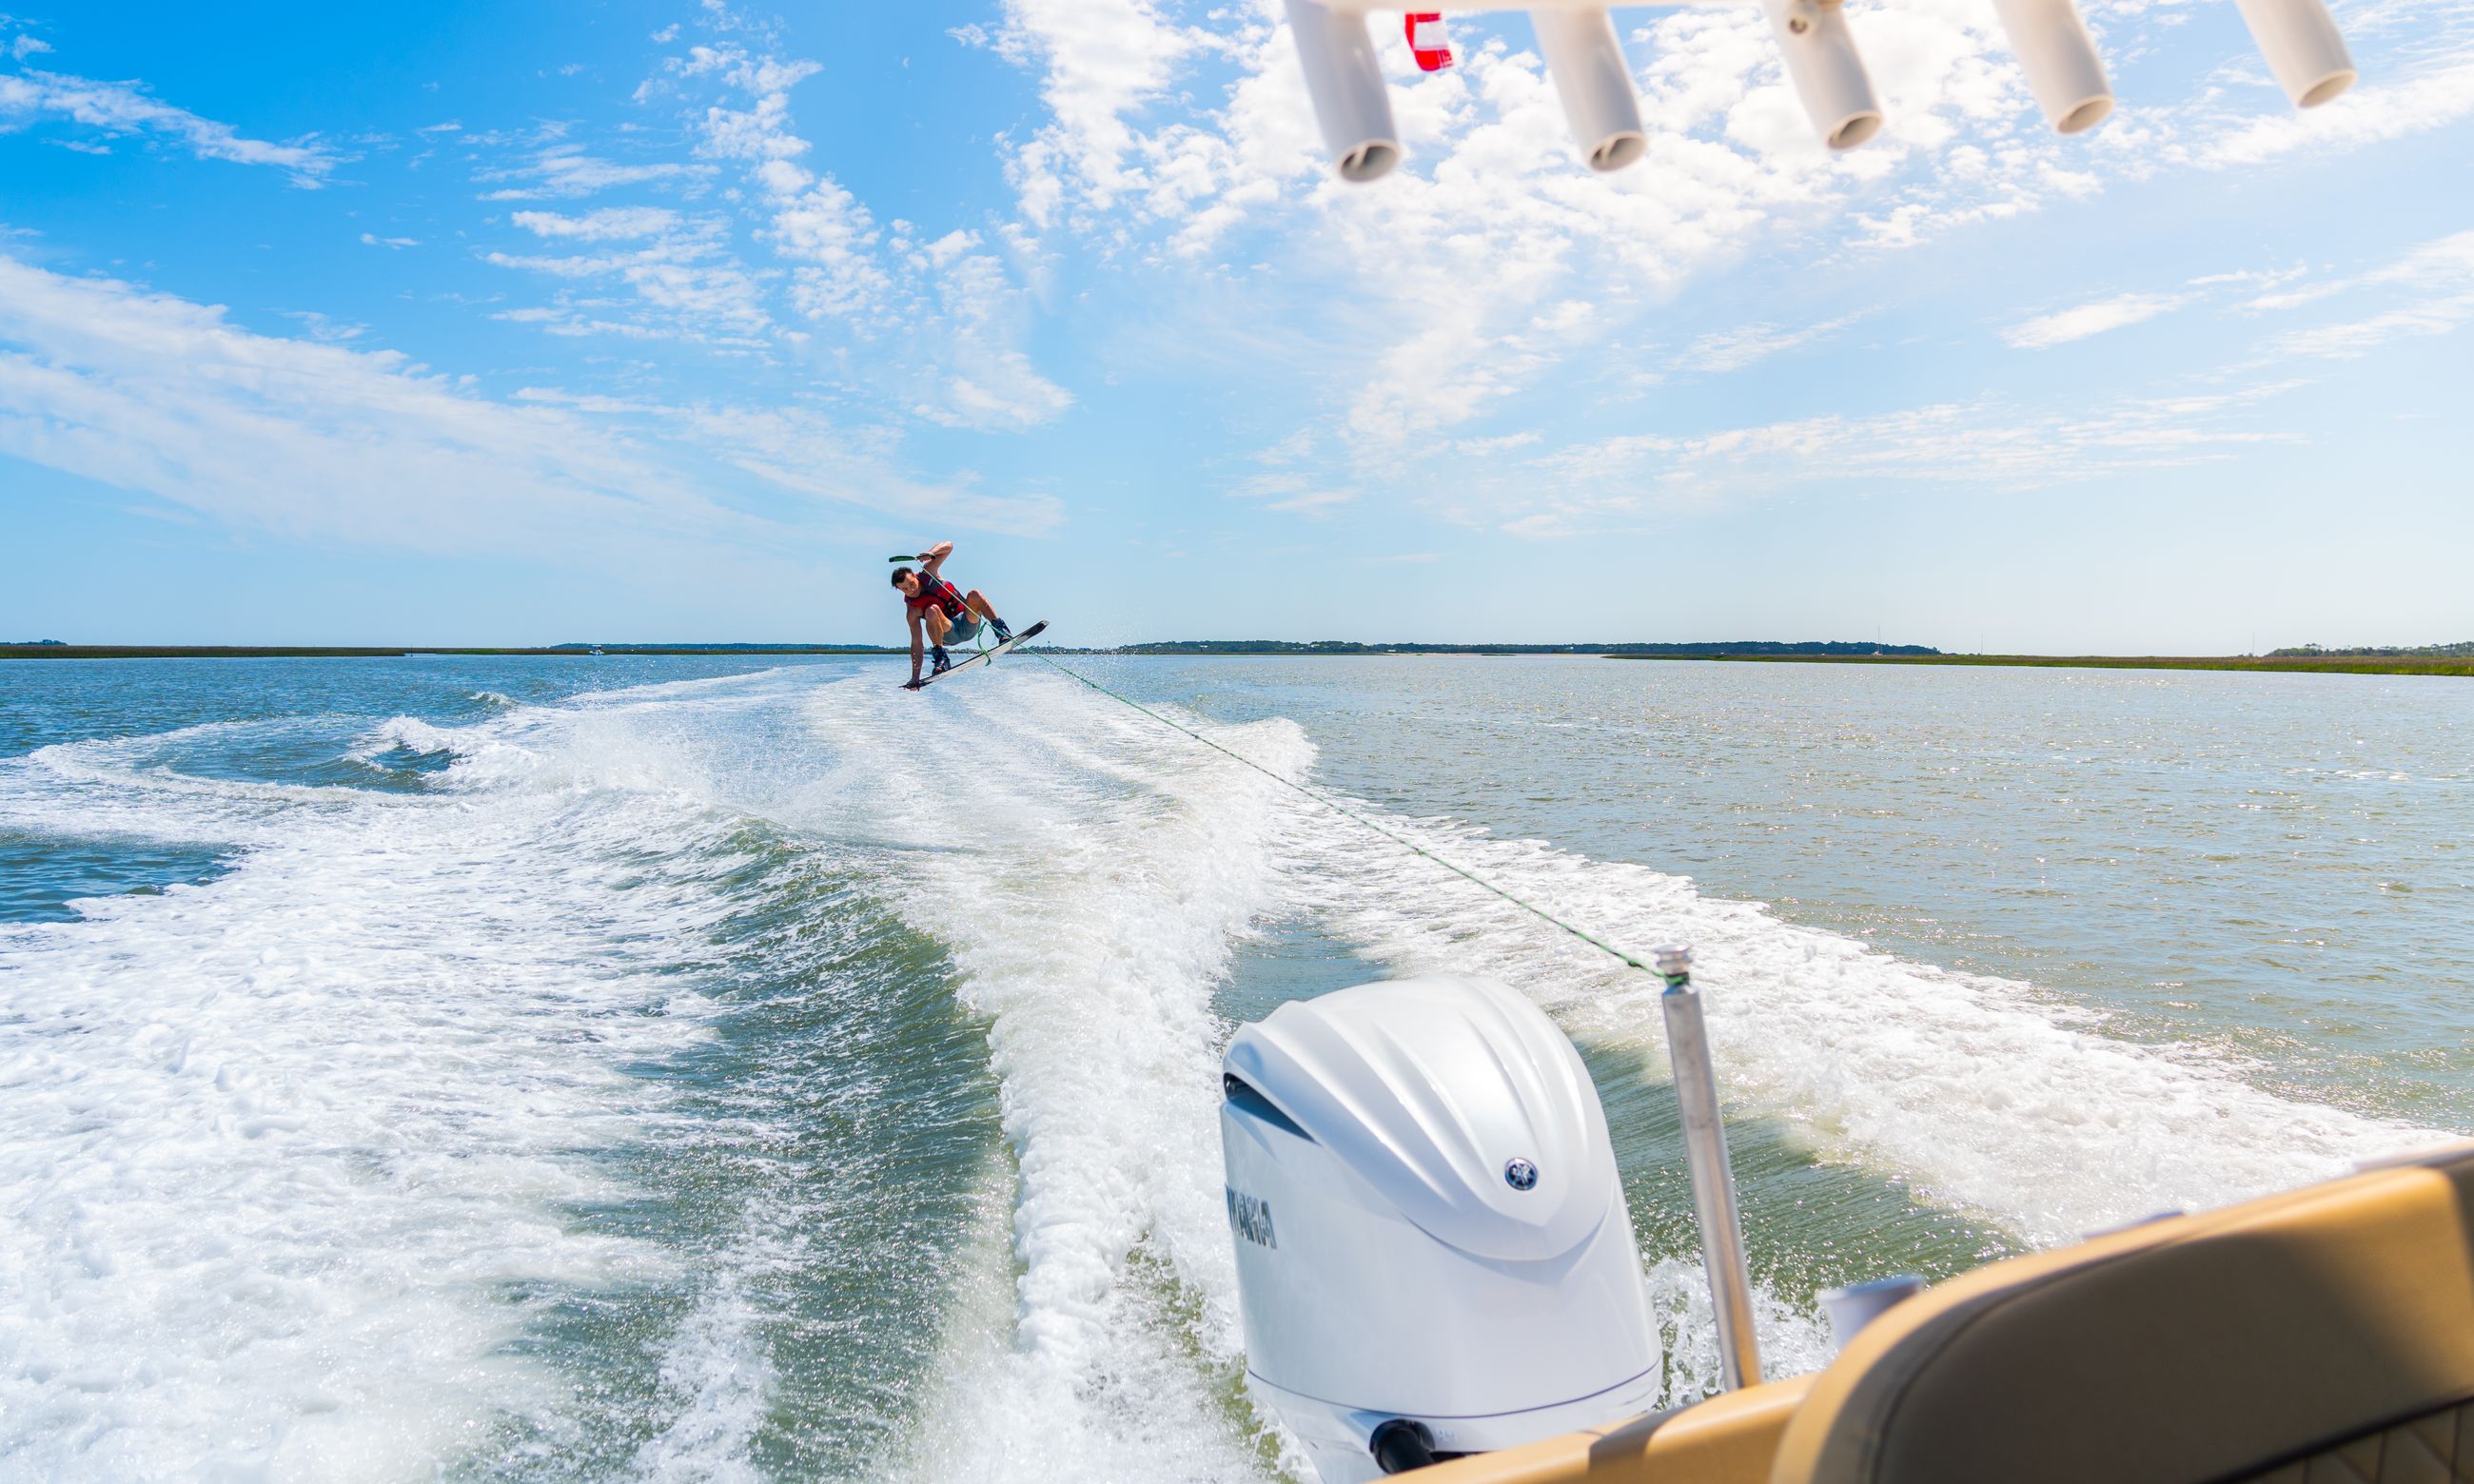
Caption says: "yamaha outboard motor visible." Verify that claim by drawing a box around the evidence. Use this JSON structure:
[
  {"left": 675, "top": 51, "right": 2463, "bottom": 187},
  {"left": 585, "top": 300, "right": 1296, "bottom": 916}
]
[{"left": 1219, "top": 974, "right": 1661, "bottom": 1480}]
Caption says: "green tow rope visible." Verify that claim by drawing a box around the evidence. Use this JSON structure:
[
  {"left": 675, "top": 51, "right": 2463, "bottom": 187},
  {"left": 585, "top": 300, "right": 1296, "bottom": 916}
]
[{"left": 1026, "top": 651, "right": 1658, "bottom": 978}]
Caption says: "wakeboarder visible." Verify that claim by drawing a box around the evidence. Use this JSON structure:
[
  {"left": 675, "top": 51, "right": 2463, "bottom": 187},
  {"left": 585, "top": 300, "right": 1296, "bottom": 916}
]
[{"left": 892, "top": 540, "right": 1015, "bottom": 689}]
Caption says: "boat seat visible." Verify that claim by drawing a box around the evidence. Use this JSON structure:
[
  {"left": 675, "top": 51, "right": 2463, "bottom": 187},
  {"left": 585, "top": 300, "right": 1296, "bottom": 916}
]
[{"left": 1767, "top": 1142, "right": 2474, "bottom": 1484}]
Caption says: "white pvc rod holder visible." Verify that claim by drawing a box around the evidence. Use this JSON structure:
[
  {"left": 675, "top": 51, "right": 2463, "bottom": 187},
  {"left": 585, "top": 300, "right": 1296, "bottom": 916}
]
[
  {"left": 1992, "top": 0, "right": 2114, "bottom": 133},
  {"left": 1657, "top": 945, "right": 1764, "bottom": 1393},
  {"left": 2234, "top": 0, "right": 2357, "bottom": 107},
  {"left": 1286, "top": 0, "right": 1403, "bottom": 181},
  {"left": 1760, "top": 0, "right": 1884, "bottom": 150},
  {"left": 1529, "top": 8, "right": 1649, "bottom": 171}
]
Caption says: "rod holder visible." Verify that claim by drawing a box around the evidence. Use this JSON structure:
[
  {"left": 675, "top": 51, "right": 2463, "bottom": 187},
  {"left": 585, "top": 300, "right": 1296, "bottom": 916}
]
[
  {"left": 1656, "top": 945, "right": 1763, "bottom": 1392},
  {"left": 2234, "top": 0, "right": 2356, "bottom": 107},
  {"left": 1529, "top": 8, "right": 1649, "bottom": 171},
  {"left": 1991, "top": 0, "right": 2114, "bottom": 133},
  {"left": 1286, "top": 0, "right": 1403, "bottom": 181},
  {"left": 1758, "top": 0, "right": 1884, "bottom": 149}
]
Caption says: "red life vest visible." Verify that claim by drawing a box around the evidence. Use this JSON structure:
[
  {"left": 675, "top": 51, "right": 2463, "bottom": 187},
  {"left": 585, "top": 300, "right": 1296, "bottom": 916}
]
[{"left": 907, "top": 574, "right": 967, "bottom": 622}]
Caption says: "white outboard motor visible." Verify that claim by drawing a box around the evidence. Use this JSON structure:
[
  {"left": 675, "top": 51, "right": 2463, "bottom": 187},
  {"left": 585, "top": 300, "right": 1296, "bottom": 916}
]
[{"left": 1219, "top": 974, "right": 1661, "bottom": 1480}]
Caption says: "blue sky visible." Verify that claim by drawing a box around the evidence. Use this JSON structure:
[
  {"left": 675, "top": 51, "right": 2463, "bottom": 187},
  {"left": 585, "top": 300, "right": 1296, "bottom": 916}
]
[{"left": 0, "top": 0, "right": 2467, "bottom": 650}]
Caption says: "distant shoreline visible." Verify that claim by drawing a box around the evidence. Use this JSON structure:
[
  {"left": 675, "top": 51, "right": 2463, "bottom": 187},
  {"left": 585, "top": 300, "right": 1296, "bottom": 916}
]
[
  {"left": 1606, "top": 653, "right": 2474, "bottom": 676},
  {"left": 5, "top": 644, "right": 2468, "bottom": 675},
  {"left": 0, "top": 645, "right": 903, "bottom": 659}
]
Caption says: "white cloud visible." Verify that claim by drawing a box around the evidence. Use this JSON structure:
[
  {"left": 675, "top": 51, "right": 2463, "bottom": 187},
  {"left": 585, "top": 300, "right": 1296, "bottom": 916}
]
[
  {"left": 964, "top": 0, "right": 2474, "bottom": 453},
  {"left": 562, "top": 16, "right": 1076, "bottom": 430},
  {"left": 485, "top": 191, "right": 777, "bottom": 343},
  {"left": 0, "top": 255, "right": 1055, "bottom": 552},
  {"left": 1454, "top": 431, "right": 1541, "bottom": 457},
  {"left": 491, "top": 306, "right": 666, "bottom": 340},
  {"left": 275, "top": 310, "right": 367, "bottom": 343},
  {"left": 358, "top": 233, "right": 420, "bottom": 249},
  {"left": 474, "top": 141, "right": 700, "bottom": 200},
  {"left": 0, "top": 255, "right": 707, "bottom": 550},
  {"left": 1269, "top": 487, "right": 1355, "bottom": 515},
  {"left": 2003, "top": 292, "right": 2192, "bottom": 348},
  {"left": 969, "top": 3, "right": 2022, "bottom": 438},
  {"left": 982, "top": 0, "right": 1202, "bottom": 226},
  {"left": 1256, "top": 430, "right": 1316, "bottom": 465},
  {"left": 1676, "top": 315, "right": 1864, "bottom": 374},
  {"left": 655, "top": 39, "right": 899, "bottom": 323},
  {"left": 774, "top": 175, "right": 893, "bottom": 321},
  {"left": 10, "top": 34, "right": 51, "bottom": 59},
  {"left": 2197, "top": 57, "right": 2474, "bottom": 168},
  {"left": 1504, "top": 380, "right": 2307, "bottom": 534},
  {"left": 0, "top": 68, "right": 338, "bottom": 185},
  {"left": 485, "top": 229, "right": 775, "bottom": 342},
  {"left": 921, "top": 229, "right": 980, "bottom": 269},
  {"left": 1230, "top": 470, "right": 1359, "bottom": 517},
  {"left": 2283, "top": 297, "right": 2474, "bottom": 357},
  {"left": 472, "top": 0, "right": 2474, "bottom": 468},
  {"left": 1231, "top": 472, "right": 1308, "bottom": 498},
  {"left": 1472, "top": 230, "right": 2473, "bottom": 537},
  {"left": 508, "top": 206, "right": 680, "bottom": 241},
  {"left": 917, "top": 249, "right": 1075, "bottom": 428},
  {"left": 2256, "top": 230, "right": 2474, "bottom": 358},
  {"left": 661, "top": 401, "right": 1064, "bottom": 536}
]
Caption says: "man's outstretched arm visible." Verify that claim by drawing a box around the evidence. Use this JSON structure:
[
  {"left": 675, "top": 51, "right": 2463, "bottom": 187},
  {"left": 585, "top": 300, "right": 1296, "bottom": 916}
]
[
  {"left": 908, "top": 610, "right": 927, "bottom": 680},
  {"left": 918, "top": 540, "right": 953, "bottom": 578}
]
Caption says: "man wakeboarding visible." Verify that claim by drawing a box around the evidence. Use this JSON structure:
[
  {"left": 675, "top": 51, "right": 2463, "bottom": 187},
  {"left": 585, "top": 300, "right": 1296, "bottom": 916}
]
[{"left": 893, "top": 540, "right": 1013, "bottom": 689}]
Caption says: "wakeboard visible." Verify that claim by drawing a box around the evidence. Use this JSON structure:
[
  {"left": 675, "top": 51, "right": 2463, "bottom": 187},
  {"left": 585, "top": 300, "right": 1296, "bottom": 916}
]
[{"left": 903, "top": 620, "right": 1048, "bottom": 690}]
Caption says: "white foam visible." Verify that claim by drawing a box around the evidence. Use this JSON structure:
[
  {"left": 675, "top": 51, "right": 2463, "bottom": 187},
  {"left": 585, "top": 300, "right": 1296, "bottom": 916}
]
[
  {"left": 344, "top": 714, "right": 469, "bottom": 764},
  {"left": 1287, "top": 806, "right": 2456, "bottom": 1244},
  {"left": 5, "top": 725, "right": 388, "bottom": 850},
  {"left": 1645, "top": 1257, "right": 1836, "bottom": 1409},
  {"left": 630, "top": 1276, "right": 776, "bottom": 1484},
  {"left": 0, "top": 674, "right": 808, "bottom": 1478},
  {"left": 795, "top": 671, "right": 1302, "bottom": 1481}
]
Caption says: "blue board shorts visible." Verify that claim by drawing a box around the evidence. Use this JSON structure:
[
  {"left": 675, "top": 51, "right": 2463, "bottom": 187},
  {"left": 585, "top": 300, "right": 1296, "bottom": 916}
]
[{"left": 940, "top": 614, "right": 984, "bottom": 647}]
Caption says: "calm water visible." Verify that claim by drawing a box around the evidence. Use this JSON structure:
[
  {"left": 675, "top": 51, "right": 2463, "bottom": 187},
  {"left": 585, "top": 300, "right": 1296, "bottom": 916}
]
[{"left": 2, "top": 654, "right": 2467, "bottom": 1480}]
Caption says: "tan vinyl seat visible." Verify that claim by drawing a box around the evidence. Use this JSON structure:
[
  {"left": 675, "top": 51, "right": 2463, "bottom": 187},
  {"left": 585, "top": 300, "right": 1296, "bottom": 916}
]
[
  {"left": 1419, "top": 1377, "right": 1816, "bottom": 1484},
  {"left": 1767, "top": 1142, "right": 2474, "bottom": 1484}
]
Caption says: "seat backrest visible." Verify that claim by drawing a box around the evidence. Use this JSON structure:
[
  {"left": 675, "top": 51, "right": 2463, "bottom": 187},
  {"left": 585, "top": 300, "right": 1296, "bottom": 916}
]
[{"left": 1768, "top": 1143, "right": 2474, "bottom": 1484}]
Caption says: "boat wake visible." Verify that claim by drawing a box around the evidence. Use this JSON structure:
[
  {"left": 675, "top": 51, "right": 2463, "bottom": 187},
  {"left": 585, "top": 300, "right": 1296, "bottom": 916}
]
[
  {"left": 1289, "top": 804, "right": 2446, "bottom": 1246},
  {"left": 0, "top": 662, "right": 2450, "bottom": 1480}
]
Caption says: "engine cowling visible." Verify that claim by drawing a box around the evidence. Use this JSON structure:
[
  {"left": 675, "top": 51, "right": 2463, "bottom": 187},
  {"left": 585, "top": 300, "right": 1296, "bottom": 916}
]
[{"left": 1220, "top": 974, "right": 1662, "bottom": 1481}]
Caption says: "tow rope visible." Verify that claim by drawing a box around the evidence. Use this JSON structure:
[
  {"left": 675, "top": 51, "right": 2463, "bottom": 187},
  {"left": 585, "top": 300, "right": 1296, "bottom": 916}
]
[{"left": 1028, "top": 651, "right": 1659, "bottom": 979}]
